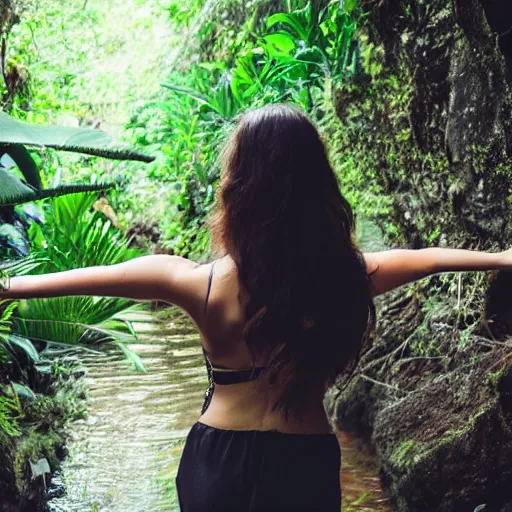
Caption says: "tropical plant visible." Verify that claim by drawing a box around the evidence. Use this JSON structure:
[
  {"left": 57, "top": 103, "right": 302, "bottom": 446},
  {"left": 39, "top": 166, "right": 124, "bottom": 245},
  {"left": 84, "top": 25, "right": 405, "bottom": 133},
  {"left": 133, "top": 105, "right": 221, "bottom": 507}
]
[
  {"left": 0, "top": 299, "right": 21, "bottom": 364},
  {"left": 266, "top": 0, "right": 360, "bottom": 78},
  {"left": 164, "top": 1, "right": 360, "bottom": 116},
  {"left": 0, "top": 259, "right": 42, "bottom": 376},
  {"left": 28, "top": 192, "right": 141, "bottom": 272},
  {"left": 250, "top": 0, "right": 360, "bottom": 110},
  {"left": 13, "top": 295, "right": 144, "bottom": 371},
  {"left": 0, "top": 110, "right": 153, "bottom": 207},
  {"left": 0, "top": 297, "right": 27, "bottom": 444},
  {"left": 0, "top": 259, "right": 57, "bottom": 386},
  {"left": 4, "top": 191, "right": 146, "bottom": 370},
  {"left": 0, "top": 110, "right": 154, "bottom": 257}
]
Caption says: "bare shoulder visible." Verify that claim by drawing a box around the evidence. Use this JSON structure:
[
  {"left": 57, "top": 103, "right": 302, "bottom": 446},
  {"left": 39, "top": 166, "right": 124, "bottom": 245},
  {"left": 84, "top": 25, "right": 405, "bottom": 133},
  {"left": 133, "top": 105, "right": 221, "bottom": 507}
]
[
  {"left": 160, "top": 255, "right": 239, "bottom": 328},
  {"left": 363, "top": 252, "right": 380, "bottom": 275},
  {"left": 158, "top": 255, "right": 212, "bottom": 318},
  {"left": 200, "top": 257, "right": 245, "bottom": 350}
]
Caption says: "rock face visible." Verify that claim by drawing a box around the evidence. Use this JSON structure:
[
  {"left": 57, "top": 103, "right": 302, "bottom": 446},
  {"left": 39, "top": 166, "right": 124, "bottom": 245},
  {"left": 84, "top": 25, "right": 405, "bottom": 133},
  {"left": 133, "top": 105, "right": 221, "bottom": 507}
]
[{"left": 327, "top": 1, "right": 512, "bottom": 510}]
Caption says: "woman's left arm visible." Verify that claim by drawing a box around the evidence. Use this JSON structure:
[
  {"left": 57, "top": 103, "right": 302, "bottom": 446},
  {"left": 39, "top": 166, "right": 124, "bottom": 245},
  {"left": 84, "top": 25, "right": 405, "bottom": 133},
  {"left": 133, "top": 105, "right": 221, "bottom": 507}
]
[
  {"left": 364, "top": 247, "right": 511, "bottom": 297},
  {"left": 0, "top": 255, "right": 198, "bottom": 307}
]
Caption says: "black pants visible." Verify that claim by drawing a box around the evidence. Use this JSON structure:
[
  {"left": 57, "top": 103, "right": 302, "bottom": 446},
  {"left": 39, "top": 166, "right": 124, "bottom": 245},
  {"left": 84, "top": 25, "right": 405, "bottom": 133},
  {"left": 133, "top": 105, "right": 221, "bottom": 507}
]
[{"left": 176, "top": 422, "right": 341, "bottom": 512}]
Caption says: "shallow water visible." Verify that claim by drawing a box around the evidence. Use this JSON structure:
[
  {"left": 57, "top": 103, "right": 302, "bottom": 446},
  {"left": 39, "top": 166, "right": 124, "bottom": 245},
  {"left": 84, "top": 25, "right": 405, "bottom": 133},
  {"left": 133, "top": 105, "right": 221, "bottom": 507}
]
[{"left": 47, "top": 309, "right": 389, "bottom": 511}]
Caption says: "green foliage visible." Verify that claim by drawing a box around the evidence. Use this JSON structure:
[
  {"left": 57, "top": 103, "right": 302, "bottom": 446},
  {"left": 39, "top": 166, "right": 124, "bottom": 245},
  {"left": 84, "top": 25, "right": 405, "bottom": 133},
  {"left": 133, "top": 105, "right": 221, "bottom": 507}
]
[
  {"left": 14, "top": 296, "right": 142, "bottom": 364},
  {"left": 9, "top": 192, "right": 146, "bottom": 370},
  {"left": 6, "top": 353, "right": 89, "bottom": 496},
  {"left": 0, "top": 300, "right": 19, "bottom": 362},
  {"left": 0, "top": 108, "right": 153, "bottom": 208},
  {"left": 265, "top": 0, "right": 360, "bottom": 81},
  {"left": 0, "top": 174, "right": 115, "bottom": 209},
  {"left": 130, "top": 0, "right": 363, "bottom": 255},
  {"left": 166, "top": 1, "right": 359, "bottom": 112},
  {"left": 0, "top": 110, "right": 154, "bottom": 163},
  {"left": 126, "top": 69, "right": 224, "bottom": 257},
  {"left": 0, "top": 260, "right": 46, "bottom": 372},
  {"left": 0, "top": 387, "right": 22, "bottom": 444},
  {"left": 167, "top": 0, "right": 206, "bottom": 26},
  {"left": 0, "top": 302, "right": 24, "bottom": 448},
  {"left": 0, "top": 107, "right": 154, "bottom": 262},
  {"left": 14, "top": 427, "right": 61, "bottom": 492},
  {"left": 28, "top": 192, "right": 141, "bottom": 271}
]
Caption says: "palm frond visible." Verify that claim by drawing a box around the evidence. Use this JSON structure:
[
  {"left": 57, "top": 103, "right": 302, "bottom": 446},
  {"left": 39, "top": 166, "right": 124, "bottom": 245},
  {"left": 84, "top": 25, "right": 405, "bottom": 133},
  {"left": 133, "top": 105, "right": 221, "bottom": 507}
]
[
  {"left": 13, "top": 297, "right": 145, "bottom": 371},
  {"left": 0, "top": 256, "right": 48, "bottom": 276},
  {"left": 29, "top": 192, "right": 141, "bottom": 273}
]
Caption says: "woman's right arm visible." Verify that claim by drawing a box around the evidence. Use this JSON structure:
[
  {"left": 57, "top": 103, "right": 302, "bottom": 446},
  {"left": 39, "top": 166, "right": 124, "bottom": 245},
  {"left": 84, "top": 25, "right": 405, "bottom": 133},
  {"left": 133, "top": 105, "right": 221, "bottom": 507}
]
[
  {"left": 0, "top": 255, "right": 200, "bottom": 308},
  {"left": 364, "top": 247, "right": 510, "bottom": 297}
]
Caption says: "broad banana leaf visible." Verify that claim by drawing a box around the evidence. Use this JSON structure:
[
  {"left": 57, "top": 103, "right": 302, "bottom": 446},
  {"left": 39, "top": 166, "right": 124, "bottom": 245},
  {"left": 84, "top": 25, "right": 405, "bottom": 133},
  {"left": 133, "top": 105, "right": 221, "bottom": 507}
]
[{"left": 0, "top": 111, "right": 154, "bottom": 163}]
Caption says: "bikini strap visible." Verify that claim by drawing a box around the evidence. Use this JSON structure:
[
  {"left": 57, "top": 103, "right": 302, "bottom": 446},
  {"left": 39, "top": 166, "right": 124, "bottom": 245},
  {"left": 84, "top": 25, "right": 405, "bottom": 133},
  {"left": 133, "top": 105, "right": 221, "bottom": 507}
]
[
  {"left": 203, "top": 261, "right": 216, "bottom": 317},
  {"left": 201, "top": 262, "right": 216, "bottom": 415}
]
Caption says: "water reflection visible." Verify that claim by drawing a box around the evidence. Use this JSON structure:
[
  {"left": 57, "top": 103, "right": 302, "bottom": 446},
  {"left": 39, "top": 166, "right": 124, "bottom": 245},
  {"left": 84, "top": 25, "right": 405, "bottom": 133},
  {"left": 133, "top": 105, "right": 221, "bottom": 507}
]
[{"left": 47, "top": 309, "right": 388, "bottom": 511}]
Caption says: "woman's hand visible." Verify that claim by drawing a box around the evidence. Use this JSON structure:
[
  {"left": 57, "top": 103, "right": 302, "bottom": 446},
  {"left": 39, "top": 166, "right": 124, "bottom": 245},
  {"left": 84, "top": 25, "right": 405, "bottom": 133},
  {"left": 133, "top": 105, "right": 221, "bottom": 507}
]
[{"left": 365, "top": 248, "right": 506, "bottom": 297}]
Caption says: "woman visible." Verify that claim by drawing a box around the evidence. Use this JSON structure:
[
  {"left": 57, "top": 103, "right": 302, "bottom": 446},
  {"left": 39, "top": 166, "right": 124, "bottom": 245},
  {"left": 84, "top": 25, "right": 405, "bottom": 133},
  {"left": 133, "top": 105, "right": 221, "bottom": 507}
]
[{"left": 1, "top": 104, "right": 510, "bottom": 511}]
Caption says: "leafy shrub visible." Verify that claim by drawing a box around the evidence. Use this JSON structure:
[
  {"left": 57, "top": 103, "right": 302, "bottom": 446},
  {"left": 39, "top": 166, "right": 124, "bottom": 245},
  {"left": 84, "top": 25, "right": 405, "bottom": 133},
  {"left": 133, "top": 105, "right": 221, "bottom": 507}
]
[
  {"left": 10, "top": 192, "right": 146, "bottom": 370},
  {"left": 132, "top": 0, "right": 362, "bottom": 256}
]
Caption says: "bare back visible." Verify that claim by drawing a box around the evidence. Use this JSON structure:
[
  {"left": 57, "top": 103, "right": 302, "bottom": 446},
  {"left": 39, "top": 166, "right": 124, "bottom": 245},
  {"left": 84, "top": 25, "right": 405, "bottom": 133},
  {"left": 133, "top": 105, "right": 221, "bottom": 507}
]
[{"left": 192, "top": 256, "right": 332, "bottom": 434}]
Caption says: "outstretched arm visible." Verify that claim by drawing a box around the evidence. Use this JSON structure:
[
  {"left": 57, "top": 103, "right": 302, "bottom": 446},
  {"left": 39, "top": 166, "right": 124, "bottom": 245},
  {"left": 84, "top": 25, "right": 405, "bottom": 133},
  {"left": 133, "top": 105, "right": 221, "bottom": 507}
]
[
  {"left": 0, "top": 255, "right": 199, "bottom": 307},
  {"left": 364, "top": 247, "right": 511, "bottom": 297}
]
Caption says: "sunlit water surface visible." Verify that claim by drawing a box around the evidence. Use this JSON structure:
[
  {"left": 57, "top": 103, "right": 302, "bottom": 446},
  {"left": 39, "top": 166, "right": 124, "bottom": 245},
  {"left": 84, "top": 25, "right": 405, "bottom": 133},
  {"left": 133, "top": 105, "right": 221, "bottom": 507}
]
[{"left": 46, "top": 310, "right": 389, "bottom": 511}]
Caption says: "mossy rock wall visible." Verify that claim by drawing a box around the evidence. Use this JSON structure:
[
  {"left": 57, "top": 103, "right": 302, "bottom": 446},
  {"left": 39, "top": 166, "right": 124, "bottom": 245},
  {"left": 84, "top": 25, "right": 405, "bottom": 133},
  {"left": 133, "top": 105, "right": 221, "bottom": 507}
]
[
  {"left": 331, "top": 0, "right": 512, "bottom": 248},
  {"left": 328, "top": 0, "right": 512, "bottom": 510}
]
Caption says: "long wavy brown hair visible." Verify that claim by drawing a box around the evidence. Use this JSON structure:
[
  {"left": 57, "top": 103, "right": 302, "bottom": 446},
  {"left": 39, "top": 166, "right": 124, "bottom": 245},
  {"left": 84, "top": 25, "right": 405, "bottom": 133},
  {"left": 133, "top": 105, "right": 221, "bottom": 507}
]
[{"left": 209, "top": 104, "right": 375, "bottom": 418}]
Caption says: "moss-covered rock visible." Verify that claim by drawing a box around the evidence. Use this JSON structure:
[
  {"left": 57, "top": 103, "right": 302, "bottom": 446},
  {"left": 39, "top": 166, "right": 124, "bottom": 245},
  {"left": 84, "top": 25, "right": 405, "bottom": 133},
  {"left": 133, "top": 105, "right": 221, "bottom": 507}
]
[
  {"left": 373, "top": 350, "right": 512, "bottom": 511},
  {"left": 0, "top": 364, "right": 87, "bottom": 512},
  {"left": 328, "top": 0, "right": 512, "bottom": 248},
  {"left": 327, "top": 0, "right": 512, "bottom": 508}
]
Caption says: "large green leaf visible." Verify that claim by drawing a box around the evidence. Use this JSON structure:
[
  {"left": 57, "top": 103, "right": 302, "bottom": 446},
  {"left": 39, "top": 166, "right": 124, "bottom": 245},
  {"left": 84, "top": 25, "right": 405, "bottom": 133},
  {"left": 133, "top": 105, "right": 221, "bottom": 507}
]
[
  {"left": 0, "top": 169, "right": 116, "bottom": 206},
  {"left": 266, "top": 12, "right": 309, "bottom": 41},
  {"left": 262, "top": 32, "right": 297, "bottom": 56},
  {"left": 0, "top": 144, "right": 41, "bottom": 189},
  {"left": 0, "top": 111, "right": 154, "bottom": 163},
  {"left": 7, "top": 335, "right": 39, "bottom": 362}
]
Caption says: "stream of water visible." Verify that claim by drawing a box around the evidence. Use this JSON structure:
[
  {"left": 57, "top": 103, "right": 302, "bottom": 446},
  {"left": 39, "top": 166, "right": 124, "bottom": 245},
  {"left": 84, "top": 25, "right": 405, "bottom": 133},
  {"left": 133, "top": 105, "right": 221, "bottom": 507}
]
[{"left": 46, "top": 308, "right": 389, "bottom": 512}]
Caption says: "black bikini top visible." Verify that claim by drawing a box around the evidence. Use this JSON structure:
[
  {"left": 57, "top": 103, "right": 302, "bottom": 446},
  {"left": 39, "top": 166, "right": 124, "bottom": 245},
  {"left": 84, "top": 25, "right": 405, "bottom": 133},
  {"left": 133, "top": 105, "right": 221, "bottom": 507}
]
[
  {"left": 203, "top": 261, "right": 265, "bottom": 386},
  {"left": 210, "top": 365, "right": 264, "bottom": 385}
]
